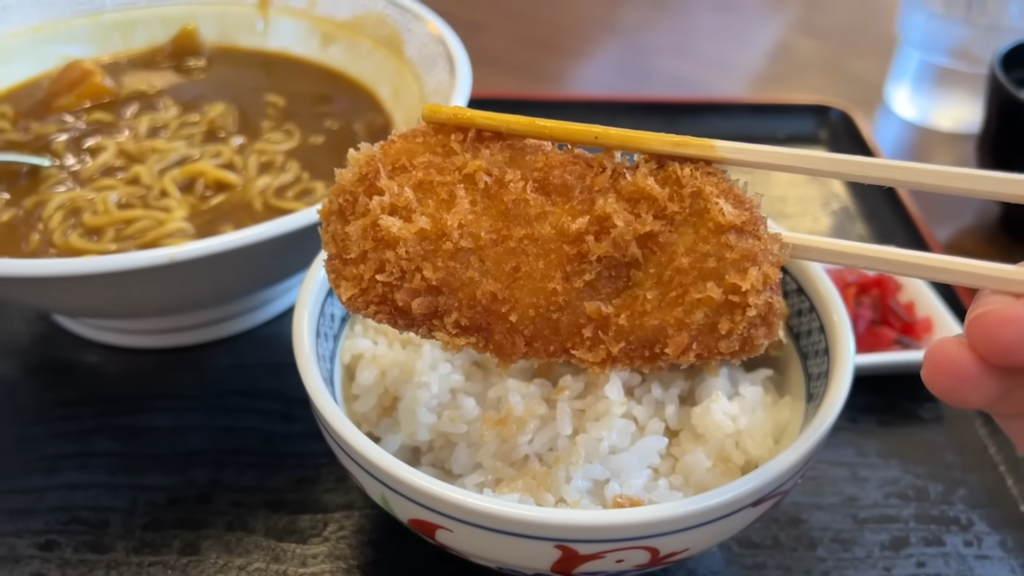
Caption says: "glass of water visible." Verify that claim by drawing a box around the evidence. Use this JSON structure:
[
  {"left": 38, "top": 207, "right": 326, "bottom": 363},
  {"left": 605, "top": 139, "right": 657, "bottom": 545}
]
[{"left": 883, "top": 0, "right": 1024, "bottom": 134}]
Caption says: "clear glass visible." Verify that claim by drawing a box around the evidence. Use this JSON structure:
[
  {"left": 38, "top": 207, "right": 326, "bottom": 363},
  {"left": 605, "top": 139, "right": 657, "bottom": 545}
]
[{"left": 883, "top": 0, "right": 1024, "bottom": 134}]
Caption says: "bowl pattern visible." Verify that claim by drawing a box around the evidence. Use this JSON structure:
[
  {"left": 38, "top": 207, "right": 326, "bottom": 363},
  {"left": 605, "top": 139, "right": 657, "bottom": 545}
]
[{"left": 309, "top": 268, "right": 829, "bottom": 575}]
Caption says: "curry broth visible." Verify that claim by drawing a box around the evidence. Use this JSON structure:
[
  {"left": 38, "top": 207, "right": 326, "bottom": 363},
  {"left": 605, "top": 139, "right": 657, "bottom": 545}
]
[{"left": 0, "top": 34, "right": 391, "bottom": 258}]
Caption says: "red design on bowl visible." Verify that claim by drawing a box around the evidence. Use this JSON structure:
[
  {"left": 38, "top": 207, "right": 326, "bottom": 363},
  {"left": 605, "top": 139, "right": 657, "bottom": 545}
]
[
  {"left": 549, "top": 543, "right": 691, "bottom": 575},
  {"left": 406, "top": 518, "right": 471, "bottom": 560}
]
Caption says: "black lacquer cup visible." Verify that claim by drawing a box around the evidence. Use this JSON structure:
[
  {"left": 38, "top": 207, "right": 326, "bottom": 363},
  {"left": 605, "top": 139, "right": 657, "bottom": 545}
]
[{"left": 979, "top": 39, "right": 1024, "bottom": 243}]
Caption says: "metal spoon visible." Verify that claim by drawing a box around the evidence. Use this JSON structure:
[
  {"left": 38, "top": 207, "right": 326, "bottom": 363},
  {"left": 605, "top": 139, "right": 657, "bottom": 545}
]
[{"left": 0, "top": 153, "right": 54, "bottom": 168}]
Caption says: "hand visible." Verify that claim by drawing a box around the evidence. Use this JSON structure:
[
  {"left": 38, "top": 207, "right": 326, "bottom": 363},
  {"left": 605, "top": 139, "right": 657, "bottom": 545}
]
[{"left": 921, "top": 289, "right": 1024, "bottom": 452}]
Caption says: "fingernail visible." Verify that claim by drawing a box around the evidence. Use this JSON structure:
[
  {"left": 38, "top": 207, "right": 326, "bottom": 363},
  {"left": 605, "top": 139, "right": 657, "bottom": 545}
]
[{"left": 966, "top": 293, "right": 1021, "bottom": 328}]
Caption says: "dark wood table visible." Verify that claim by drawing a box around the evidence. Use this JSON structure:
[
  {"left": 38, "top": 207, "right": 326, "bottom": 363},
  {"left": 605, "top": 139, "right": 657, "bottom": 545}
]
[{"left": 2, "top": 304, "right": 1023, "bottom": 575}]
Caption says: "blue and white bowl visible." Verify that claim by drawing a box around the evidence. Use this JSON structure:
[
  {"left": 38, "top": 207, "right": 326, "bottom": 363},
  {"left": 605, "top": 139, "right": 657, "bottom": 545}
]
[{"left": 292, "top": 251, "right": 854, "bottom": 575}]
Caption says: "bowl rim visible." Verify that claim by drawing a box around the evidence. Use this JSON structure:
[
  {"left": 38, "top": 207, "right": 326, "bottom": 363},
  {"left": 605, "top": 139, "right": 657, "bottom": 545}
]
[
  {"left": 0, "top": 0, "right": 473, "bottom": 279},
  {"left": 293, "top": 250, "right": 856, "bottom": 527}
]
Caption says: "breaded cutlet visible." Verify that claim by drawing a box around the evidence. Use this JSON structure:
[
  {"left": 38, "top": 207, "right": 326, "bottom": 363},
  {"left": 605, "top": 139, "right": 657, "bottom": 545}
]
[{"left": 319, "top": 124, "right": 787, "bottom": 371}]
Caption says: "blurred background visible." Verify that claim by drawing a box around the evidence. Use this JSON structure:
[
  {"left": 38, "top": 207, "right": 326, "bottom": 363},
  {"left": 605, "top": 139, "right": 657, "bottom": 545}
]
[{"left": 424, "top": 0, "right": 1024, "bottom": 272}]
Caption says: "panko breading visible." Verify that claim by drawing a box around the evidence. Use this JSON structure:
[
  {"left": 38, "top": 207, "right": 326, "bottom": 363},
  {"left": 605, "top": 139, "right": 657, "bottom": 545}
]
[{"left": 320, "top": 124, "right": 788, "bottom": 371}]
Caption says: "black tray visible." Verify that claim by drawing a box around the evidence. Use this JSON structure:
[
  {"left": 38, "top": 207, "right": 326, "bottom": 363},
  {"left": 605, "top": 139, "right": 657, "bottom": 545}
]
[{"left": 1, "top": 99, "right": 1021, "bottom": 576}]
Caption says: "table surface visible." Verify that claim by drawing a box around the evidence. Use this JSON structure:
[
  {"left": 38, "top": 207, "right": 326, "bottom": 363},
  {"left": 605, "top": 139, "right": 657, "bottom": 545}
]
[
  {"left": 4, "top": 2, "right": 1024, "bottom": 575},
  {"left": 2, "top": 305, "right": 1023, "bottom": 576}
]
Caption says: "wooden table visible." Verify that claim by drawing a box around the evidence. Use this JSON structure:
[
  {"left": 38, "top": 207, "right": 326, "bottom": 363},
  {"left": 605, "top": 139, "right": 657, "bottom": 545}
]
[
  {"left": 424, "top": 0, "right": 1016, "bottom": 270},
  {"left": 426, "top": 0, "right": 897, "bottom": 113}
]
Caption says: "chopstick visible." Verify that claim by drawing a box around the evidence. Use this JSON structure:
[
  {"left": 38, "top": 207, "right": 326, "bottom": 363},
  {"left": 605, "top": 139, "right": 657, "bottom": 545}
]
[
  {"left": 783, "top": 231, "right": 1024, "bottom": 293},
  {"left": 421, "top": 104, "right": 1024, "bottom": 294},
  {"left": 421, "top": 104, "right": 1024, "bottom": 204}
]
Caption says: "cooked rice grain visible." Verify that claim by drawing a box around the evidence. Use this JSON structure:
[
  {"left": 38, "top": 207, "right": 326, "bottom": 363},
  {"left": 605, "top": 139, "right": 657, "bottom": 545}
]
[{"left": 342, "top": 316, "right": 799, "bottom": 510}]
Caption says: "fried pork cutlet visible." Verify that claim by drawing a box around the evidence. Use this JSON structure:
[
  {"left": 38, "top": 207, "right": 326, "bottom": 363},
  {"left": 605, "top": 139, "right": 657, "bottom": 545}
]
[{"left": 320, "top": 124, "right": 788, "bottom": 371}]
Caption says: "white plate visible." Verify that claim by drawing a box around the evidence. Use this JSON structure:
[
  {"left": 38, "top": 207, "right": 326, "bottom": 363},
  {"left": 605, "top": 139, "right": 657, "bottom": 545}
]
[
  {"left": 766, "top": 220, "right": 963, "bottom": 376},
  {"left": 823, "top": 266, "right": 963, "bottom": 376}
]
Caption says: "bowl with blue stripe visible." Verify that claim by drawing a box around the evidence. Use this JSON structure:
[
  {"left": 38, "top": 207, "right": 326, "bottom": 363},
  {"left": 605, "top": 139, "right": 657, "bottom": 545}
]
[{"left": 292, "top": 251, "right": 854, "bottom": 575}]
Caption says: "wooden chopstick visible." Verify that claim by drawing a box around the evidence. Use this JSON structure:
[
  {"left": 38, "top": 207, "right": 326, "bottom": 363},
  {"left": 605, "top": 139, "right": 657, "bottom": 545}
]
[
  {"left": 421, "top": 104, "right": 1024, "bottom": 204},
  {"left": 420, "top": 104, "right": 1024, "bottom": 294},
  {"left": 783, "top": 231, "right": 1024, "bottom": 293}
]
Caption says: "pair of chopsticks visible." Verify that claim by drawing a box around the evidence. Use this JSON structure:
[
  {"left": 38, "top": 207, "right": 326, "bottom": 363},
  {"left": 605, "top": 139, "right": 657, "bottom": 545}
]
[{"left": 421, "top": 104, "right": 1024, "bottom": 295}]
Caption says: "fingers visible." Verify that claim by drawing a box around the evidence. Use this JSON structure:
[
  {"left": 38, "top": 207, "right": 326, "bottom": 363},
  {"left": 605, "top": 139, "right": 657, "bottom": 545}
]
[
  {"left": 923, "top": 337, "right": 1024, "bottom": 454},
  {"left": 925, "top": 268, "right": 1024, "bottom": 453},
  {"left": 964, "top": 290, "right": 1024, "bottom": 369},
  {"left": 921, "top": 335, "right": 1024, "bottom": 415}
]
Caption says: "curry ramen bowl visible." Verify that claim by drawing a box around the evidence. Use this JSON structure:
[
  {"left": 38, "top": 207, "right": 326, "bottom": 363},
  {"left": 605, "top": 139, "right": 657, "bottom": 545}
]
[
  {"left": 0, "top": 0, "right": 471, "bottom": 348},
  {"left": 293, "top": 251, "right": 854, "bottom": 574}
]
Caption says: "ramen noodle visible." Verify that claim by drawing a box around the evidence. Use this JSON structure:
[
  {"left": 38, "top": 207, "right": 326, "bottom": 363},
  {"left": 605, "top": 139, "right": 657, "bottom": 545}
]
[{"left": 0, "top": 25, "right": 391, "bottom": 258}]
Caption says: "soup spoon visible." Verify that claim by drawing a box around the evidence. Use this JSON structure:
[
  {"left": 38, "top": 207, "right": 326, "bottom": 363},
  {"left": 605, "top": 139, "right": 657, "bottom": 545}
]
[{"left": 0, "top": 153, "right": 54, "bottom": 168}]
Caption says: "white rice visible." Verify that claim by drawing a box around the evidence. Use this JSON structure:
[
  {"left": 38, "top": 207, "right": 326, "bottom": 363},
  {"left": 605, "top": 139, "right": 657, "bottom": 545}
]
[{"left": 341, "top": 317, "right": 801, "bottom": 510}]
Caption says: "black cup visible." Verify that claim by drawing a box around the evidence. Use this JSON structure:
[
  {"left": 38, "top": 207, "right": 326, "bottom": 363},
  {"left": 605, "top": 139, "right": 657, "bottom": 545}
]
[{"left": 979, "top": 39, "right": 1024, "bottom": 243}]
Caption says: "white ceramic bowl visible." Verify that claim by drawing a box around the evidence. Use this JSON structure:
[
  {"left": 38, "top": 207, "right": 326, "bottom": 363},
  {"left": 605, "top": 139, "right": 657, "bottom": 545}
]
[
  {"left": 0, "top": 0, "right": 471, "bottom": 349},
  {"left": 293, "top": 251, "right": 855, "bottom": 574}
]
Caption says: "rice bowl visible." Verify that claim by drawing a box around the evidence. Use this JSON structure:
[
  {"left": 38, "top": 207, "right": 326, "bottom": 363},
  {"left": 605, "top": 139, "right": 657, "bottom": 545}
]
[
  {"left": 342, "top": 316, "right": 804, "bottom": 510},
  {"left": 293, "top": 252, "right": 854, "bottom": 574}
]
